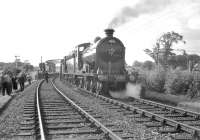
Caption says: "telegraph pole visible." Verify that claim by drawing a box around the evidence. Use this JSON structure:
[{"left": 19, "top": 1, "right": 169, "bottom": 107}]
[
  {"left": 15, "top": 56, "right": 20, "bottom": 68},
  {"left": 41, "top": 56, "right": 43, "bottom": 63}
]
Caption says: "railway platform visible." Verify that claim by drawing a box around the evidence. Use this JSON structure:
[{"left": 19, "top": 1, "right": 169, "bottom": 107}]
[{"left": 0, "top": 81, "right": 35, "bottom": 113}]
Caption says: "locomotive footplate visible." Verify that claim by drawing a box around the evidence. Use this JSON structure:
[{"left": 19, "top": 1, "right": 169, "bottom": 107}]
[{"left": 98, "top": 74, "right": 126, "bottom": 82}]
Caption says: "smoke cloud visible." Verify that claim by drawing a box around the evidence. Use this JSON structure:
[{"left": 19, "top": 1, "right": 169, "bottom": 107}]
[
  {"left": 109, "top": 83, "right": 142, "bottom": 99},
  {"left": 125, "top": 83, "right": 141, "bottom": 98},
  {"left": 108, "top": 0, "right": 172, "bottom": 28}
]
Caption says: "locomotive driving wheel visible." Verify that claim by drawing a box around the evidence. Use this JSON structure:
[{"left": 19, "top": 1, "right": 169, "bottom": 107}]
[
  {"left": 96, "top": 81, "right": 102, "bottom": 95},
  {"left": 79, "top": 78, "right": 84, "bottom": 88},
  {"left": 84, "top": 79, "right": 89, "bottom": 90},
  {"left": 84, "top": 80, "right": 87, "bottom": 89},
  {"left": 89, "top": 80, "right": 93, "bottom": 92},
  {"left": 78, "top": 78, "right": 81, "bottom": 88}
]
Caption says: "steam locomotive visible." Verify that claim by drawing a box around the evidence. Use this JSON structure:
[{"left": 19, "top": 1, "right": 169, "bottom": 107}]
[{"left": 61, "top": 29, "right": 128, "bottom": 96}]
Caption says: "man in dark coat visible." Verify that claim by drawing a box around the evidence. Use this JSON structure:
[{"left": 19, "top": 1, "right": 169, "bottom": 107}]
[
  {"left": 1, "top": 73, "right": 12, "bottom": 96},
  {"left": 12, "top": 76, "right": 18, "bottom": 90},
  {"left": 18, "top": 72, "right": 26, "bottom": 91},
  {"left": 26, "top": 74, "right": 32, "bottom": 85}
]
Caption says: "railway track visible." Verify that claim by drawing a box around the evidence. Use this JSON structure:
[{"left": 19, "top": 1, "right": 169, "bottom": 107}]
[
  {"left": 17, "top": 80, "right": 125, "bottom": 140},
  {"left": 60, "top": 80, "right": 200, "bottom": 140},
  {"left": 125, "top": 97, "right": 200, "bottom": 139}
]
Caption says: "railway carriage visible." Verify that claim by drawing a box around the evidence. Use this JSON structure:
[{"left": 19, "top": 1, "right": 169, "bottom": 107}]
[{"left": 61, "top": 29, "right": 128, "bottom": 96}]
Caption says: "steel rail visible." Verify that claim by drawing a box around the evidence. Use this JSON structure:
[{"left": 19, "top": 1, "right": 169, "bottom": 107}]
[
  {"left": 51, "top": 80, "right": 122, "bottom": 140},
  {"left": 36, "top": 80, "right": 46, "bottom": 140},
  {"left": 118, "top": 100, "right": 200, "bottom": 137},
  {"left": 78, "top": 87, "right": 200, "bottom": 139},
  {"left": 134, "top": 97, "right": 200, "bottom": 118}
]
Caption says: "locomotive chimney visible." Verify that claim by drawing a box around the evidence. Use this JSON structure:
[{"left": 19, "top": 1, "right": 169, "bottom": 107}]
[{"left": 105, "top": 29, "right": 115, "bottom": 37}]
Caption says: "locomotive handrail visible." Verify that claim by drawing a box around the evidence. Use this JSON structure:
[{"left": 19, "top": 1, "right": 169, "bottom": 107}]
[{"left": 63, "top": 72, "right": 97, "bottom": 77}]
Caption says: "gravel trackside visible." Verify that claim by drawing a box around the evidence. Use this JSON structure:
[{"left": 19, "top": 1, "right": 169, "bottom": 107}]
[
  {"left": 54, "top": 79, "right": 172, "bottom": 140},
  {"left": 0, "top": 81, "right": 38, "bottom": 139},
  {"left": 0, "top": 95, "right": 12, "bottom": 110}
]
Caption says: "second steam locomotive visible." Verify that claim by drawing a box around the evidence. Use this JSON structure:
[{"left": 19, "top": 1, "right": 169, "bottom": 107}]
[{"left": 61, "top": 29, "right": 128, "bottom": 96}]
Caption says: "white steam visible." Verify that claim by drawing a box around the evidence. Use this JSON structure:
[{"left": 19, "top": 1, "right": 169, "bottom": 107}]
[
  {"left": 108, "top": 0, "right": 173, "bottom": 28},
  {"left": 109, "top": 83, "right": 142, "bottom": 99},
  {"left": 125, "top": 83, "right": 141, "bottom": 98}
]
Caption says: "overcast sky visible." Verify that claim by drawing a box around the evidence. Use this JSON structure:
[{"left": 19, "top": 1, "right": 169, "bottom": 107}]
[{"left": 0, "top": 0, "right": 200, "bottom": 66}]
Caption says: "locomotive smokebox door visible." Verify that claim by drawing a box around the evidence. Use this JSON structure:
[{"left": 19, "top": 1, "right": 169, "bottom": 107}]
[
  {"left": 96, "top": 29, "right": 125, "bottom": 76},
  {"left": 95, "top": 29, "right": 127, "bottom": 93}
]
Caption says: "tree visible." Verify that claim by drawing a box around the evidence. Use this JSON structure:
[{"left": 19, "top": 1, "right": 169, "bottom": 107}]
[
  {"left": 142, "top": 60, "right": 155, "bottom": 70},
  {"left": 132, "top": 60, "right": 143, "bottom": 68},
  {"left": 188, "top": 54, "right": 200, "bottom": 71},
  {"left": 94, "top": 36, "right": 101, "bottom": 43},
  {"left": 144, "top": 43, "right": 160, "bottom": 64},
  {"left": 0, "top": 61, "right": 34, "bottom": 75},
  {"left": 168, "top": 55, "right": 177, "bottom": 69},
  {"left": 176, "top": 55, "right": 187, "bottom": 69},
  {"left": 144, "top": 31, "right": 186, "bottom": 70},
  {"left": 168, "top": 55, "right": 187, "bottom": 70},
  {"left": 23, "top": 64, "right": 34, "bottom": 72}
]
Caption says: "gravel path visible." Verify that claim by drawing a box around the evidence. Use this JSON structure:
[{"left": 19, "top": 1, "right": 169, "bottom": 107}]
[
  {"left": 55, "top": 79, "right": 172, "bottom": 140},
  {"left": 0, "top": 81, "right": 38, "bottom": 139},
  {"left": 0, "top": 95, "right": 11, "bottom": 109}
]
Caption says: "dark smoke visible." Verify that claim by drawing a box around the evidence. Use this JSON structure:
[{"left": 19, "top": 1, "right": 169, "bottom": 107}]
[{"left": 108, "top": 0, "right": 172, "bottom": 28}]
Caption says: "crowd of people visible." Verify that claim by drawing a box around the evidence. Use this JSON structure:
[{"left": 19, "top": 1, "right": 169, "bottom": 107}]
[{"left": 0, "top": 71, "right": 32, "bottom": 96}]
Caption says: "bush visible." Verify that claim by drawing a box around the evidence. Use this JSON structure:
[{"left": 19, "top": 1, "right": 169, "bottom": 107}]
[
  {"left": 139, "top": 69, "right": 166, "bottom": 92},
  {"left": 137, "top": 67, "right": 198, "bottom": 96},
  {"left": 164, "top": 70, "right": 193, "bottom": 95}
]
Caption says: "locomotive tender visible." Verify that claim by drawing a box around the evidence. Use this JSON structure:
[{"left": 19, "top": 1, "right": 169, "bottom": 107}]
[{"left": 61, "top": 29, "right": 128, "bottom": 95}]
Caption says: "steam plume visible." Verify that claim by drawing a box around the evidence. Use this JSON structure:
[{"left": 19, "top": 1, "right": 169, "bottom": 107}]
[
  {"left": 109, "top": 83, "right": 142, "bottom": 99},
  {"left": 108, "top": 0, "right": 172, "bottom": 28}
]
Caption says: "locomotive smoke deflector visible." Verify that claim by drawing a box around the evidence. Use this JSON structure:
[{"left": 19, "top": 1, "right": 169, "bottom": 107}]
[{"left": 105, "top": 29, "right": 115, "bottom": 37}]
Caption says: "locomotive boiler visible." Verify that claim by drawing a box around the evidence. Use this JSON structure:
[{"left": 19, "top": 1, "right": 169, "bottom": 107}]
[{"left": 61, "top": 29, "right": 128, "bottom": 96}]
